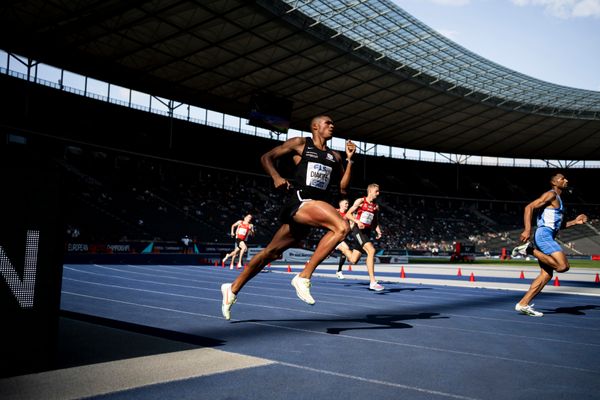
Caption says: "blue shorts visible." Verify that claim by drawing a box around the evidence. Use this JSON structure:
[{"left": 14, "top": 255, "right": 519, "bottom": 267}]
[{"left": 534, "top": 227, "right": 562, "bottom": 255}]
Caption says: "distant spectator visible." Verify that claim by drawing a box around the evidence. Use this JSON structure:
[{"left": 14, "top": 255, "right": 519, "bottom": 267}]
[{"left": 181, "top": 235, "right": 192, "bottom": 254}]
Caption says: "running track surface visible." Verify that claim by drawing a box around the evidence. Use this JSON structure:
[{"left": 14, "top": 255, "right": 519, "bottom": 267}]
[{"left": 3, "top": 263, "right": 600, "bottom": 400}]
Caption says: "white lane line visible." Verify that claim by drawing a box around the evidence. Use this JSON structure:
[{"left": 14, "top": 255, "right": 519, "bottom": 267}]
[
  {"left": 62, "top": 276, "right": 600, "bottom": 331},
  {"left": 278, "top": 361, "right": 482, "bottom": 400}
]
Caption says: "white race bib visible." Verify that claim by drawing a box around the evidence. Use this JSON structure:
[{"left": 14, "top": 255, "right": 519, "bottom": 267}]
[
  {"left": 359, "top": 211, "right": 374, "bottom": 225},
  {"left": 238, "top": 227, "right": 247, "bottom": 236},
  {"left": 306, "top": 162, "right": 332, "bottom": 190}
]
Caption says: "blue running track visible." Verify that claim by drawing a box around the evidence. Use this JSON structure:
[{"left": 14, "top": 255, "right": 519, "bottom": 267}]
[{"left": 55, "top": 263, "right": 600, "bottom": 400}]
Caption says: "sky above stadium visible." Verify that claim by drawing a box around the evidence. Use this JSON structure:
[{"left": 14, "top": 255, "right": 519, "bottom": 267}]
[{"left": 392, "top": 0, "right": 600, "bottom": 92}]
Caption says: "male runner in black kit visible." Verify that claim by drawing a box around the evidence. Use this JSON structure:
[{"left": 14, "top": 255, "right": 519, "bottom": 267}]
[{"left": 220, "top": 115, "right": 356, "bottom": 320}]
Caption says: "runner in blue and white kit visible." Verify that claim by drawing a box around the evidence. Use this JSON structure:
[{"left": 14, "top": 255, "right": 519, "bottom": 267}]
[
  {"left": 535, "top": 194, "right": 565, "bottom": 255},
  {"left": 511, "top": 173, "right": 588, "bottom": 317}
]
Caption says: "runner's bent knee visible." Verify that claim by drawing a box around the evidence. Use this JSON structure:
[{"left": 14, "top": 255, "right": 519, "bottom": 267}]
[
  {"left": 337, "top": 221, "right": 351, "bottom": 238},
  {"left": 556, "top": 265, "right": 569, "bottom": 273}
]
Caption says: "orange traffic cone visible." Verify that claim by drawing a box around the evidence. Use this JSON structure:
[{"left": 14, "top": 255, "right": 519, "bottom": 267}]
[
  {"left": 287, "top": 264, "right": 292, "bottom": 273},
  {"left": 469, "top": 272, "right": 475, "bottom": 282},
  {"left": 348, "top": 264, "right": 352, "bottom": 271},
  {"left": 400, "top": 266, "right": 406, "bottom": 278},
  {"left": 519, "top": 271, "right": 525, "bottom": 279},
  {"left": 215, "top": 261, "right": 218, "bottom": 267},
  {"left": 553, "top": 276, "right": 560, "bottom": 286},
  {"left": 457, "top": 268, "right": 462, "bottom": 277},
  {"left": 595, "top": 273, "right": 599, "bottom": 283}
]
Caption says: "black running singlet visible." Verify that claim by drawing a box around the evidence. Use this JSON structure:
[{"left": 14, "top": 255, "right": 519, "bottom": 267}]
[{"left": 294, "top": 137, "right": 340, "bottom": 201}]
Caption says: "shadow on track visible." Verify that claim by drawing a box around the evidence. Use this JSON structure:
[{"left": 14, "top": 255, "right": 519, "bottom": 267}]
[
  {"left": 233, "top": 312, "right": 447, "bottom": 334},
  {"left": 543, "top": 305, "right": 600, "bottom": 315}
]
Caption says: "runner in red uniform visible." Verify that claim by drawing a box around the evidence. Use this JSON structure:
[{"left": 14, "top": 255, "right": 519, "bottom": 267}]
[
  {"left": 222, "top": 214, "right": 255, "bottom": 269},
  {"left": 346, "top": 184, "right": 384, "bottom": 291},
  {"left": 335, "top": 198, "right": 362, "bottom": 279}
]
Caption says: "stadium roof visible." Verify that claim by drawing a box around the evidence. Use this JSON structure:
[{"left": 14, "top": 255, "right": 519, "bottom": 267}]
[{"left": 1, "top": 0, "right": 599, "bottom": 160}]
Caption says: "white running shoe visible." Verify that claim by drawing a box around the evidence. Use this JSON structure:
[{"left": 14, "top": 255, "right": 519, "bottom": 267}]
[
  {"left": 515, "top": 303, "right": 543, "bottom": 317},
  {"left": 336, "top": 271, "right": 345, "bottom": 280},
  {"left": 291, "top": 274, "right": 315, "bottom": 305},
  {"left": 511, "top": 242, "right": 534, "bottom": 258},
  {"left": 221, "top": 283, "right": 237, "bottom": 320},
  {"left": 369, "top": 281, "right": 384, "bottom": 291}
]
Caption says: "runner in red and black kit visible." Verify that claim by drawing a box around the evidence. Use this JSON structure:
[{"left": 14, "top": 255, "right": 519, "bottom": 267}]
[
  {"left": 222, "top": 214, "right": 254, "bottom": 269},
  {"left": 220, "top": 115, "right": 357, "bottom": 320},
  {"left": 335, "top": 198, "right": 362, "bottom": 279},
  {"left": 346, "top": 183, "right": 384, "bottom": 291}
]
